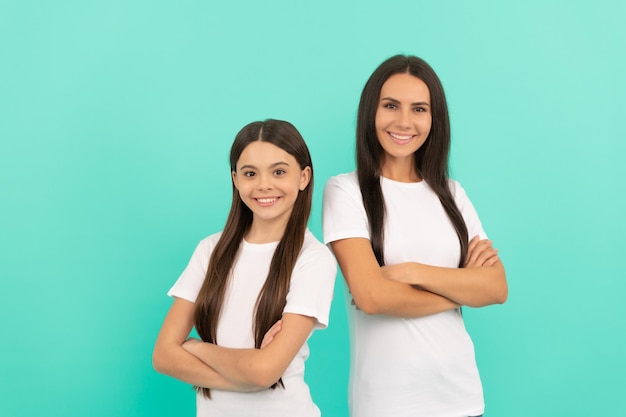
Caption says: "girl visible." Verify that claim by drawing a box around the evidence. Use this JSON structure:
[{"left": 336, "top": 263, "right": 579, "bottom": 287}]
[
  {"left": 323, "top": 55, "right": 508, "bottom": 417},
  {"left": 153, "top": 119, "right": 336, "bottom": 416}
]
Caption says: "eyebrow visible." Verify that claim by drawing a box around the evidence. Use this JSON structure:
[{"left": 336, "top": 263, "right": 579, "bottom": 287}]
[
  {"left": 239, "top": 161, "right": 290, "bottom": 170},
  {"left": 380, "top": 97, "right": 430, "bottom": 106}
]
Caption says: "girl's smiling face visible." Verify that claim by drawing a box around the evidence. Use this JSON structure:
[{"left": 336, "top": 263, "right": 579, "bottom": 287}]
[
  {"left": 232, "top": 140, "right": 311, "bottom": 232},
  {"left": 375, "top": 72, "right": 432, "bottom": 169}
]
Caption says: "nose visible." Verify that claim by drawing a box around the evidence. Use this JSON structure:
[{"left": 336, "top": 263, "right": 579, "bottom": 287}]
[
  {"left": 396, "top": 109, "right": 411, "bottom": 130},
  {"left": 257, "top": 173, "right": 272, "bottom": 190}
]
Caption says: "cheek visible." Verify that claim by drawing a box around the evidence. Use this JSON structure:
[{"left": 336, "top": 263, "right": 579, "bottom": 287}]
[
  {"left": 374, "top": 112, "right": 386, "bottom": 131},
  {"left": 237, "top": 189, "right": 247, "bottom": 203},
  {"left": 236, "top": 182, "right": 251, "bottom": 199},
  {"left": 374, "top": 117, "right": 386, "bottom": 140}
]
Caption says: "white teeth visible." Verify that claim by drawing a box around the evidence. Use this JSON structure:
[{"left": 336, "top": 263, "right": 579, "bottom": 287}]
[
  {"left": 389, "top": 132, "right": 414, "bottom": 140},
  {"left": 257, "top": 198, "right": 277, "bottom": 203}
]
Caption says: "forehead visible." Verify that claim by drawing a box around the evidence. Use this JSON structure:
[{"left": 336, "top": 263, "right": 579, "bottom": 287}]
[
  {"left": 236, "top": 141, "right": 296, "bottom": 168},
  {"left": 380, "top": 73, "right": 430, "bottom": 101}
]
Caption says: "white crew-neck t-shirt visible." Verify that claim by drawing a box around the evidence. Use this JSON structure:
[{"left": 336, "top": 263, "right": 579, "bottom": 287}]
[
  {"left": 323, "top": 172, "right": 486, "bottom": 417},
  {"left": 168, "top": 229, "right": 337, "bottom": 417}
]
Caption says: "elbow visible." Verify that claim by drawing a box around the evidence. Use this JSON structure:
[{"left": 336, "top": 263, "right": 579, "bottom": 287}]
[
  {"left": 482, "top": 267, "right": 508, "bottom": 306},
  {"left": 495, "top": 284, "right": 508, "bottom": 304},
  {"left": 152, "top": 346, "right": 173, "bottom": 375},
  {"left": 481, "top": 281, "right": 508, "bottom": 307},
  {"left": 353, "top": 292, "right": 385, "bottom": 315},
  {"left": 465, "top": 283, "right": 508, "bottom": 308},
  {"left": 249, "top": 375, "right": 280, "bottom": 390},
  {"left": 493, "top": 265, "right": 508, "bottom": 304},
  {"left": 152, "top": 350, "right": 166, "bottom": 374},
  {"left": 239, "top": 353, "right": 289, "bottom": 389},
  {"left": 493, "top": 271, "right": 508, "bottom": 304},
  {"left": 245, "top": 362, "right": 282, "bottom": 389},
  {"left": 358, "top": 302, "right": 383, "bottom": 316}
]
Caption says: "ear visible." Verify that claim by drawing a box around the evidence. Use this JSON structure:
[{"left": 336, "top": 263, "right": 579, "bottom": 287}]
[
  {"left": 299, "top": 166, "right": 312, "bottom": 191},
  {"left": 232, "top": 171, "right": 239, "bottom": 190}
]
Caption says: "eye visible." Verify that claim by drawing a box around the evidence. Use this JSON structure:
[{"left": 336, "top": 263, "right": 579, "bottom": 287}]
[
  {"left": 243, "top": 171, "right": 256, "bottom": 178},
  {"left": 383, "top": 102, "right": 398, "bottom": 110},
  {"left": 274, "top": 169, "right": 286, "bottom": 176}
]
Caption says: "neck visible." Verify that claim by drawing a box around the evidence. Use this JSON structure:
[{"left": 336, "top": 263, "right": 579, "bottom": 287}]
[
  {"left": 245, "top": 217, "right": 288, "bottom": 244},
  {"left": 381, "top": 156, "right": 421, "bottom": 182}
]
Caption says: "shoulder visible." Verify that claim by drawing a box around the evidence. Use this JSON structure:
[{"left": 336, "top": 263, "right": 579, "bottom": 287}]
[
  {"left": 447, "top": 178, "right": 470, "bottom": 202},
  {"left": 296, "top": 231, "right": 337, "bottom": 276},
  {"left": 296, "top": 230, "right": 337, "bottom": 280},
  {"left": 190, "top": 231, "right": 224, "bottom": 259},
  {"left": 324, "top": 171, "right": 359, "bottom": 191},
  {"left": 446, "top": 179, "right": 486, "bottom": 236},
  {"left": 323, "top": 171, "right": 362, "bottom": 201},
  {"left": 300, "top": 230, "right": 335, "bottom": 263},
  {"left": 197, "top": 231, "right": 223, "bottom": 249}
]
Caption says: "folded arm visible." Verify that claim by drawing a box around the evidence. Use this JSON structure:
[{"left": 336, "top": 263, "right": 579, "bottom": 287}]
[
  {"left": 331, "top": 238, "right": 460, "bottom": 317},
  {"left": 152, "top": 297, "right": 261, "bottom": 392},
  {"left": 182, "top": 313, "right": 316, "bottom": 389},
  {"left": 381, "top": 237, "right": 508, "bottom": 307}
]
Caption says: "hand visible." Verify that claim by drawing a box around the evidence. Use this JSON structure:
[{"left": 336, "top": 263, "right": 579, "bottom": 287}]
[
  {"left": 260, "top": 320, "right": 282, "bottom": 349},
  {"left": 465, "top": 236, "right": 500, "bottom": 268}
]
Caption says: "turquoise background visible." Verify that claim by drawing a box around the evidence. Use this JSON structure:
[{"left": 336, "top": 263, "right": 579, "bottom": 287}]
[{"left": 1, "top": 1, "right": 625, "bottom": 416}]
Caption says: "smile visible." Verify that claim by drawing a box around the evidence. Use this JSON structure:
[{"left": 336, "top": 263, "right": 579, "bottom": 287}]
[
  {"left": 255, "top": 197, "right": 280, "bottom": 207},
  {"left": 387, "top": 131, "right": 415, "bottom": 143}
]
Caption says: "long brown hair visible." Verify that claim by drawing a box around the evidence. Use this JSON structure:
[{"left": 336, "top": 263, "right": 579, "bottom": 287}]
[
  {"left": 356, "top": 55, "right": 468, "bottom": 266},
  {"left": 193, "top": 119, "right": 313, "bottom": 397}
]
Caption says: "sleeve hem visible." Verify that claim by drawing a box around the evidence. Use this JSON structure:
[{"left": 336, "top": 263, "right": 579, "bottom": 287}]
[
  {"left": 283, "top": 306, "right": 329, "bottom": 330},
  {"left": 323, "top": 230, "right": 370, "bottom": 245}
]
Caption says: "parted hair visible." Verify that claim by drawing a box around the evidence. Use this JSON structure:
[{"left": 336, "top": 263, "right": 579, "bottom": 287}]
[
  {"left": 194, "top": 119, "right": 313, "bottom": 398},
  {"left": 356, "top": 55, "right": 468, "bottom": 266}
]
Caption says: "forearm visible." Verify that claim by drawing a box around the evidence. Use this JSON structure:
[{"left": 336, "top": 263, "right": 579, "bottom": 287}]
[
  {"left": 184, "top": 314, "right": 315, "bottom": 389},
  {"left": 331, "top": 238, "right": 459, "bottom": 317},
  {"left": 153, "top": 298, "right": 264, "bottom": 393},
  {"left": 184, "top": 342, "right": 280, "bottom": 389},
  {"left": 152, "top": 343, "right": 260, "bottom": 392},
  {"left": 384, "top": 262, "right": 508, "bottom": 307},
  {"left": 350, "top": 277, "right": 460, "bottom": 317}
]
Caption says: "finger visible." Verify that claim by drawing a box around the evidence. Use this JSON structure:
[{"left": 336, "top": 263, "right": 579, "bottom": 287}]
[
  {"left": 474, "top": 244, "right": 496, "bottom": 262},
  {"left": 475, "top": 247, "right": 498, "bottom": 266},
  {"left": 465, "top": 238, "right": 485, "bottom": 267},
  {"left": 483, "top": 255, "right": 500, "bottom": 267},
  {"left": 261, "top": 320, "right": 283, "bottom": 348},
  {"left": 261, "top": 335, "right": 274, "bottom": 349},
  {"left": 465, "top": 238, "right": 477, "bottom": 267},
  {"left": 466, "top": 236, "right": 480, "bottom": 260},
  {"left": 268, "top": 320, "right": 282, "bottom": 334},
  {"left": 466, "top": 240, "right": 493, "bottom": 267}
]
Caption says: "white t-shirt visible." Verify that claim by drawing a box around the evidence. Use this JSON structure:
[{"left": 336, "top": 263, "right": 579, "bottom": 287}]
[
  {"left": 168, "top": 229, "right": 337, "bottom": 417},
  {"left": 323, "top": 172, "right": 486, "bottom": 417}
]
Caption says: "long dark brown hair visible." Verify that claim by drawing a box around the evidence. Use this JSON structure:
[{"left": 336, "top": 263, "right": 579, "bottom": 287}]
[
  {"left": 193, "top": 119, "right": 313, "bottom": 398},
  {"left": 356, "top": 55, "right": 468, "bottom": 266}
]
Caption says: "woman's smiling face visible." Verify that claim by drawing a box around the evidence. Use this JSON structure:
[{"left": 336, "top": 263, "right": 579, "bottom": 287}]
[{"left": 375, "top": 72, "right": 432, "bottom": 167}]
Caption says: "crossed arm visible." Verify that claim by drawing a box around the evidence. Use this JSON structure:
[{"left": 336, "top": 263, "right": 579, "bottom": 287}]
[
  {"left": 152, "top": 297, "right": 314, "bottom": 391},
  {"left": 331, "top": 236, "right": 507, "bottom": 317}
]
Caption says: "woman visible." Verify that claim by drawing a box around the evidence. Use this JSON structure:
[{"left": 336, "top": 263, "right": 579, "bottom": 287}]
[{"left": 323, "top": 55, "right": 507, "bottom": 417}]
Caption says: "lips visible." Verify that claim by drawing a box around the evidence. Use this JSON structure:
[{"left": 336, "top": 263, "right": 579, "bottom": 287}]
[
  {"left": 387, "top": 131, "right": 416, "bottom": 144},
  {"left": 254, "top": 197, "right": 280, "bottom": 207}
]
